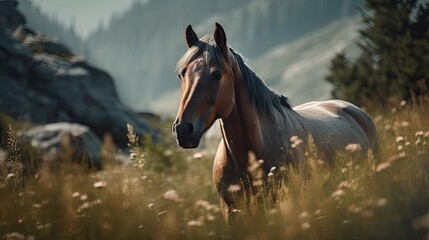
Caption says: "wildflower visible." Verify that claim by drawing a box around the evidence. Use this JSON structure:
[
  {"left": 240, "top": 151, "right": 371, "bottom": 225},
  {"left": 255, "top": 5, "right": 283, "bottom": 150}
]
[
  {"left": 377, "top": 198, "right": 387, "bottom": 207},
  {"left": 195, "top": 200, "right": 210, "bottom": 208},
  {"left": 148, "top": 203, "right": 155, "bottom": 208},
  {"left": 206, "top": 214, "right": 215, "bottom": 221},
  {"left": 400, "top": 121, "right": 409, "bottom": 127},
  {"left": 252, "top": 179, "right": 263, "bottom": 187},
  {"left": 187, "top": 220, "right": 204, "bottom": 227},
  {"left": 35, "top": 222, "right": 51, "bottom": 230},
  {"left": 299, "top": 212, "right": 309, "bottom": 220},
  {"left": 396, "top": 136, "right": 404, "bottom": 143},
  {"left": 80, "top": 195, "right": 88, "bottom": 201},
  {"left": 164, "top": 149, "right": 173, "bottom": 157},
  {"left": 345, "top": 143, "right": 361, "bottom": 152},
  {"left": 6, "top": 173, "right": 15, "bottom": 180},
  {"left": 94, "top": 181, "right": 107, "bottom": 189},
  {"left": 157, "top": 211, "right": 167, "bottom": 217},
  {"left": 268, "top": 172, "right": 274, "bottom": 177},
  {"left": 130, "top": 153, "right": 137, "bottom": 160},
  {"left": 374, "top": 115, "right": 383, "bottom": 122},
  {"left": 72, "top": 192, "right": 80, "bottom": 198},
  {"left": 290, "top": 135, "right": 303, "bottom": 148},
  {"left": 227, "top": 184, "right": 241, "bottom": 193},
  {"left": 301, "top": 222, "right": 310, "bottom": 230},
  {"left": 400, "top": 100, "right": 406, "bottom": 107},
  {"left": 415, "top": 131, "right": 424, "bottom": 137},
  {"left": 77, "top": 199, "right": 102, "bottom": 213},
  {"left": 163, "top": 189, "right": 183, "bottom": 202},
  {"left": 348, "top": 204, "right": 362, "bottom": 213},
  {"left": 192, "top": 151, "right": 207, "bottom": 159},
  {"left": 338, "top": 181, "right": 352, "bottom": 189},
  {"left": 331, "top": 189, "right": 345, "bottom": 199},
  {"left": 376, "top": 162, "right": 391, "bottom": 172},
  {"left": 5, "top": 232, "right": 35, "bottom": 240},
  {"left": 388, "top": 152, "right": 406, "bottom": 162}
]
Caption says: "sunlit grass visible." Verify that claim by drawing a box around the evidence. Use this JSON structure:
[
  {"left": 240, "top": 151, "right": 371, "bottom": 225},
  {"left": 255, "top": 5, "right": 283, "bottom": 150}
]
[{"left": 0, "top": 101, "right": 428, "bottom": 239}]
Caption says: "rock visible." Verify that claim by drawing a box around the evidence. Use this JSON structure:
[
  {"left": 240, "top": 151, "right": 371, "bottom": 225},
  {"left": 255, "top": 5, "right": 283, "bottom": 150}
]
[
  {"left": 18, "top": 122, "right": 102, "bottom": 169},
  {"left": 0, "top": 147, "right": 7, "bottom": 163},
  {"left": 22, "top": 32, "right": 73, "bottom": 58},
  {"left": 0, "top": 2, "right": 159, "bottom": 148},
  {"left": 0, "top": 0, "right": 26, "bottom": 31}
]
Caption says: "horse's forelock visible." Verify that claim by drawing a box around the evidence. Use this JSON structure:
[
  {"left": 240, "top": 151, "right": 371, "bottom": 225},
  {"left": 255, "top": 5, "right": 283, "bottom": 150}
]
[{"left": 176, "top": 35, "right": 227, "bottom": 73}]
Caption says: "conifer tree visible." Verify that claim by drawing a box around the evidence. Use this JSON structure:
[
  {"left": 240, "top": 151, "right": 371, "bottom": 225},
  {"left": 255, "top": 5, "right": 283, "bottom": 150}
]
[{"left": 326, "top": 0, "right": 429, "bottom": 108}]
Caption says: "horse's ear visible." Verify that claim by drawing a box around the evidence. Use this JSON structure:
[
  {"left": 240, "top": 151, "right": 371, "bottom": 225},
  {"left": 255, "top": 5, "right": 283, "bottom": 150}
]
[
  {"left": 185, "top": 25, "right": 198, "bottom": 48},
  {"left": 214, "top": 22, "right": 227, "bottom": 53}
]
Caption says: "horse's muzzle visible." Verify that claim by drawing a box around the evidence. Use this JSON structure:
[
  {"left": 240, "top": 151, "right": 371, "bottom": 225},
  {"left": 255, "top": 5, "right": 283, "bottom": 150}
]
[{"left": 172, "top": 121, "right": 202, "bottom": 148}]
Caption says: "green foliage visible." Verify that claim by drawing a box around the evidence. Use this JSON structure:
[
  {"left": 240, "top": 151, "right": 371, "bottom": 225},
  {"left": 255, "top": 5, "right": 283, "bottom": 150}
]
[
  {"left": 0, "top": 102, "right": 428, "bottom": 239},
  {"left": 326, "top": 0, "right": 429, "bottom": 108}
]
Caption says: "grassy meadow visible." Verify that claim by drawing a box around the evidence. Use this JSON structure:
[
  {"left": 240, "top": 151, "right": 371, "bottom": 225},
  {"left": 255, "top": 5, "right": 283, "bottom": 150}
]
[{"left": 0, "top": 101, "right": 428, "bottom": 240}]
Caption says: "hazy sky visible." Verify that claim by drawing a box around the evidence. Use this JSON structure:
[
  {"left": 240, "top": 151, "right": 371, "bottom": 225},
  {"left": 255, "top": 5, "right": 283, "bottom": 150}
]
[{"left": 29, "top": 0, "right": 147, "bottom": 38}]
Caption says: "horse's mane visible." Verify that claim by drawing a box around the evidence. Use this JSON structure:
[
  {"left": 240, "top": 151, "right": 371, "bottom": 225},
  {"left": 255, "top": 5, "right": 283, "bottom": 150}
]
[
  {"left": 176, "top": 35, "right": 292, "bottom": 119},
  {"left": 230, "top": 48, "right": 292, "bottom": 119}
]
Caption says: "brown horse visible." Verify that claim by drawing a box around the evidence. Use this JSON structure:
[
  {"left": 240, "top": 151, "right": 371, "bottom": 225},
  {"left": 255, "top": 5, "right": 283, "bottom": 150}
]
[{"left": 173, "top": 23, "right": 380, "bottom": 222}]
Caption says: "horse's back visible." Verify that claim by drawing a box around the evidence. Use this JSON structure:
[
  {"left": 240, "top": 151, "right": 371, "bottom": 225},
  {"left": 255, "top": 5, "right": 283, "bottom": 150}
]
[{"left": 294, "top": 100, "right": 380, "bottom": 156}]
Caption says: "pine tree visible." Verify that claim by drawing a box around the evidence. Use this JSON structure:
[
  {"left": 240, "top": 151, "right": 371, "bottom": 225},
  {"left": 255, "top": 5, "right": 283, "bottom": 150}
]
[{"left": 326, "top": 0, "right": 429, "bottom": 108}]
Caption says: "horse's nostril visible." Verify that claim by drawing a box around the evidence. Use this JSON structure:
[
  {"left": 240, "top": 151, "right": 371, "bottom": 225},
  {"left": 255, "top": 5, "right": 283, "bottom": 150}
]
[
  {"left": 185, "top": 122, "right": 194, "bottom": 135},
  {"left": 174, "top": 121, "right": 195, "bottom": 137}
]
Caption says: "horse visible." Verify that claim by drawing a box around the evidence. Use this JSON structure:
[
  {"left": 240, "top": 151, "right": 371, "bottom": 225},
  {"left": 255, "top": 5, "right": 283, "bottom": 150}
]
[{"left": 172, "top": 23, "right": 380, "bottom": 223}]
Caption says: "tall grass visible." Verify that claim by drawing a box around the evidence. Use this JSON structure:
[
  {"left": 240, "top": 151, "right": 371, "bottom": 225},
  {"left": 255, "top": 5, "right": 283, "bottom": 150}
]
[{"left": 0, "top": 101, "right": 428, "bottom": 240}]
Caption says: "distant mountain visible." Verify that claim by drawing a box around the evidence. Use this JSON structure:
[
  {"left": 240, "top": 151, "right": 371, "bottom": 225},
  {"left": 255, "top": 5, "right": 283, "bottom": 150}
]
[
  {"left": 17, "top": 0, "right": 84, "bottom": 53},
  {"left": 150, "top": 15, "right": 362, "bottom": 116},
  {"left": 85, "top": 0, "right": 363, "bottom": 112},
  {"left": 251, "top": 15, "right": 362, "bottom": 105}
]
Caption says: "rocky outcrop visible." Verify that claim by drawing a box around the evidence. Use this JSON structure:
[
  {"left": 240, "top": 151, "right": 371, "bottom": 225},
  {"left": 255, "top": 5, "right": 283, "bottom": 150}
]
[
  {"left": 18, "top": 122, "right": 103, "bottom": 169},
  {"left": 0, "top": 0, "right": 158, "bottom": 147}
]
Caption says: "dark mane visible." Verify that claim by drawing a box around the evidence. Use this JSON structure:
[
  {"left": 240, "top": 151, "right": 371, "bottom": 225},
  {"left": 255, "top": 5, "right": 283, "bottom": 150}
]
[
  {"left": 176, "top": 36, "right": 292, "bottom": 119},
  {"left": 230, "top": 48, "right": 292, "bottom": 118}
]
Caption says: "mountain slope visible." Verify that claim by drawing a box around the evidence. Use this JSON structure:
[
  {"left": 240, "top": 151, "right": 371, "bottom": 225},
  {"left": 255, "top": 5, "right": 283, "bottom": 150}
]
[{"left": 251, "top": 15, "right": 361, "bottom": 105}]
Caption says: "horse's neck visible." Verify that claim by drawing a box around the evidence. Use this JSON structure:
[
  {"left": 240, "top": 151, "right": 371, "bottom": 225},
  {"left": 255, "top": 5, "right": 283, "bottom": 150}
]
[{"left": 219, "top": 82, "right": 267, "bottom": 170}]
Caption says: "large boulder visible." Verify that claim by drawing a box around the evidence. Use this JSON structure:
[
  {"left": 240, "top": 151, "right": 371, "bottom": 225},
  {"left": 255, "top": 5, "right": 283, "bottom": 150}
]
[
  {"left": 18, "top": 122, "right": 102, "bottom": 169},
  {"left": 0, "top": 1, "right": 158, "bottom": 147}
]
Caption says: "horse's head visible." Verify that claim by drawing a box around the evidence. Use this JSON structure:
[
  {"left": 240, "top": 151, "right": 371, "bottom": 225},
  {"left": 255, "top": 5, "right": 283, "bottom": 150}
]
[{"left": 173, "top": 23, "right": 236, "bottom": 148}]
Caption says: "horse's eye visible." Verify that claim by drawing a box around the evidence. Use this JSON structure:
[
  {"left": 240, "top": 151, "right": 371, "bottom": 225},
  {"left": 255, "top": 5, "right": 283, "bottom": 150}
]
[
  {"left": 211, "top": 71, "right": 223, "bottom": 81},
  {"left": 181, "top": 68, "right": 187, "bottom": 77}
]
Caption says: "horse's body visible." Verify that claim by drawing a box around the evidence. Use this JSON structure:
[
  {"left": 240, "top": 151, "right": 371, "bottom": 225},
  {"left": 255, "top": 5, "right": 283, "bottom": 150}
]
[{"left": 173, "top": 23, "right": 380, "bottom": 222}]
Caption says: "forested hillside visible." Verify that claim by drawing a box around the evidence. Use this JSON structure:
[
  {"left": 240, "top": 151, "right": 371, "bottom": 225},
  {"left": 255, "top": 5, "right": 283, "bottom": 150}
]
[{"left": 18, "top": 0, "right": 83, "bottom": 53}]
